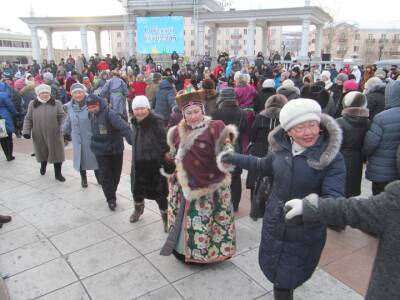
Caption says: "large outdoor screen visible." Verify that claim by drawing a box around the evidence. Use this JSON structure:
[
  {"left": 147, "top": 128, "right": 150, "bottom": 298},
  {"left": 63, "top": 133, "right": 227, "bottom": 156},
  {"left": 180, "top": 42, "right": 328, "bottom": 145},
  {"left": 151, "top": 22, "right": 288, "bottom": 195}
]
[{"left": 136, "top": 16, "right": 184, "bottom": 54}]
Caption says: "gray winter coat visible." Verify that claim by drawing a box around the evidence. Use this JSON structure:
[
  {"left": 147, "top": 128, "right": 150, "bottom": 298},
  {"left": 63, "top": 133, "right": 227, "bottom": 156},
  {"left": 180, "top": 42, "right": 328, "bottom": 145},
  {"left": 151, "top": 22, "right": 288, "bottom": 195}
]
[
  {"left": 153, "top": 80, "right": 176, "bottom": 124},
  {"left": 363, "top": 81, "right": 400, "bottom": 183},
  {"left": 100, "top": 77, "right": 128, "bottom": 119},
  {"left": 63, "top": 100, "right": 98, "bottom": 171},
  {"left": 23, "top": 98, "right": 65, "bottom": 163},
  {"left": 302, "top": 180, "right": 400, "bottom": 300}
]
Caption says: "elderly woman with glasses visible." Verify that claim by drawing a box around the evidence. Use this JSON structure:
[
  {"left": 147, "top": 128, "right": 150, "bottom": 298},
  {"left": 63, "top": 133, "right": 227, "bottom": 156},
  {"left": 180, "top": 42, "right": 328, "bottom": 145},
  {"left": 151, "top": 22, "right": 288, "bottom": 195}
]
[{"left": 222, "top": 98, "right": 346, "bottom": 300}]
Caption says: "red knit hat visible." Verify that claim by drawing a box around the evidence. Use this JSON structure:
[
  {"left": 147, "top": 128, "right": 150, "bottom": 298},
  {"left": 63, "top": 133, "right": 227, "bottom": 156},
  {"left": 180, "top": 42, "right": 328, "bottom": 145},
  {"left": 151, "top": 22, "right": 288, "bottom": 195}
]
[{"left": 343, "top": 79, "right": 359, "bottom": 91}]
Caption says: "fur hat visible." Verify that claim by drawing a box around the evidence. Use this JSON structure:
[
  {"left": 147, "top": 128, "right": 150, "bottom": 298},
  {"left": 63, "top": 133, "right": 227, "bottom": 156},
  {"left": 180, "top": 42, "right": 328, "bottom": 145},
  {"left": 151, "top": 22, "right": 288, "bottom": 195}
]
[
  {"left": 279, "top": 98, "right": 322, "bottom": 131},
  {"left": 265, "top": 94, "right": 288, "bottom": 110},
  {"left": 281, "top": 79, "right": 295, "bottom": 88},
  {"left": 43, "top": 72, "right": 54, "bottom": 82},
  {"left": 364, "top": 77, "right": 383, "bottom": 91},
  {"left": 262, "top": 79, "right": 275, "bottom": 89},
  {"left": 336, "top": 73, "right": 349, "bottom": 82},
  {"left": 300, "top": 83, "right": 330, "bottom": 109},
  {"left": 321, "top": 70, "right": 331, "bottom": 80},
  {"left": 217, "top": 87, "right": 236, "bottom": 105},
  {"left": 343, "top": 79, "right": 359, "bottom": 91},
  {"left": 343, "top": 91, "right": 367, "bottom": 108},
  {"left": 35, "top": 84, "right": 51, "bottom": 96},
  {"left": 70, "top": 83, "right": 86, "bottom": 94},
  {"left": 132, "top": 95, "right": 150, "bottom": 110},
  {"left": 374, "top": 69, "right": 387, "bottom": 80},
  {"left": 176, "top": 89, "right": 205, "bottom": 111}
]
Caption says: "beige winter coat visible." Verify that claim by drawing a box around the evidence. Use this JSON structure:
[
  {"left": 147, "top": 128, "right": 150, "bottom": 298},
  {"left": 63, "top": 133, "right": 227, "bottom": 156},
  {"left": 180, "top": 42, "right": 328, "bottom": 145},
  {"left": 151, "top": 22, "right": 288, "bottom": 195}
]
[{"left": 23, "top": 98, "right": 66, "bottom": 163}]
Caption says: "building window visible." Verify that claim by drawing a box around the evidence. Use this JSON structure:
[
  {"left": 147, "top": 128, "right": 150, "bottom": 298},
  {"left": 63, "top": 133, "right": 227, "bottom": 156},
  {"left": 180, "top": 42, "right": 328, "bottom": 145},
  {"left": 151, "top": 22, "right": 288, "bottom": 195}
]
[
  {"left": 226, "top": 40, "right": 229, "bottom": 45},
  {"left": 117, "top": 32, "right": 121, "bottom": 38},
  {"left": 354, "top": 46, "right": 359, "bottom": 52},
  {"left": 244, "top": 29, "right": 247, "bottom": 35},
  {"left": 191, "top": 50, "right": 195, "bottom": 56},
  {"left": 271, "top": 28, "right": 276, "bottom": 35},
  {"left": 191, "top": 30, "right": 195, "bottom": 35},
  {"left": 355, "top": 33, "right": 360, "bottom": 40},
  {"left": 217, "top": 40, "right": 221, "bottom": 45},
  {"left": 368, "top": 34, "right": 374, "bottom": 39},
  {"left": 226, "top": 29, "right": 229, "bottom": 35},
  {"left": 394, "top": 34, "right": 400, "bottom": 40},
  {"left": 244, "top": 40, "right": 246, "bottom": 45},
  {"left": 117, "top": 42, "right": 122, "bottom": 48},
  {"left": 381, "top": 34, "right": 386, "bottom": 39},
  {"left": 191, "top": 40, "right": 195, "bottom": 46}
]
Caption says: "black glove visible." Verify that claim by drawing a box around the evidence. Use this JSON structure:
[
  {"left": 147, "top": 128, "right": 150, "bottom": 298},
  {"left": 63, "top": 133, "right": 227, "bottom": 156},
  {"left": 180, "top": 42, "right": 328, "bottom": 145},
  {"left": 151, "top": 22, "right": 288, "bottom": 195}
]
[
  {"left": 23, "top": 134, "right": 31, "bottom": 139},
  {"left": 221, "top": 152, "right": 234, "bottom": 164}
]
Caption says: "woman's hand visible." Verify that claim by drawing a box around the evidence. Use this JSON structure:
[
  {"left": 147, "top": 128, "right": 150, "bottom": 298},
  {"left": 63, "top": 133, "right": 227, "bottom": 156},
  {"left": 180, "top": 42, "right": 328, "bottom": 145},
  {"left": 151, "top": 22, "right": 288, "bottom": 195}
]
[{"left": 284, "top": 199, "right": 303, "bottom": 219}]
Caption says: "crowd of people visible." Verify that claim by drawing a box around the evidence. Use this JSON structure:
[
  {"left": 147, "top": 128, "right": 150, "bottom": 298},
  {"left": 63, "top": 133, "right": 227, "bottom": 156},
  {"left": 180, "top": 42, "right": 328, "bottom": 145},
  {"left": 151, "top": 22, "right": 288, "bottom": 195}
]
[{"left": 1, "top": 51, "right": 400, "bottom": 299}]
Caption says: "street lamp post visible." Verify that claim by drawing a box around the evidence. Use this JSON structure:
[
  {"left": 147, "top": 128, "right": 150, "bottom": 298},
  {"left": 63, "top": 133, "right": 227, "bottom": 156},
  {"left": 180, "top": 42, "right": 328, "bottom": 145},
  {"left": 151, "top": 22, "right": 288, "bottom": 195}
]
[{"left": 378, "top": 43, "right": 384, "bottom": 61}]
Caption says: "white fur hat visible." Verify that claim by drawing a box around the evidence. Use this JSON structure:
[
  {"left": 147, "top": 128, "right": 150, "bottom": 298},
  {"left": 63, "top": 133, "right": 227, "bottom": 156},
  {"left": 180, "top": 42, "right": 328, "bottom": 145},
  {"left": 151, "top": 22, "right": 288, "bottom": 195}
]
[
  {"left": 262, "top": 79, "right": 275, "bottom": 89},
  {"left": 35, "top": 84, "right": 51, "bottom": 96},
  {"left": 321, "top": 70, "right": 331, "bottom": 80},
  {"left": 281, "top": 79, "right": 295, "bottom": 89},
  {"left": 343, "top": 91, "right": 367, "bottom": 108},
  {"left": 279, "top": 98, "right": 322, "bottom": 131},
  {"left": 132, "top": 95, "right": 150, "bottom": 110}
]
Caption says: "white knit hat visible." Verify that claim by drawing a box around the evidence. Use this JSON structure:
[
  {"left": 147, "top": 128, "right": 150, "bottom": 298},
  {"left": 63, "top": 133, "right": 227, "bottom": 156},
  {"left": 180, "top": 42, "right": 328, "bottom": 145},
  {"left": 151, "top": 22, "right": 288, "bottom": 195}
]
[
  {"left": 35, "top": 84, "right": 51, "bottom": 96},
  {"left": 70, "top": 83, "right": 86, "bottom": 94},
  {"left": 279, "top": 98, "right": 322, "bottom": 131},
  {"left": 281, "top": 79, "right": 295, "bottom": 88},
  {"left": 321, "top": 70, "right": 331, "bottom": 80},
  {"left": 132, "top": 95, "right": 150, "bottom": 110}
]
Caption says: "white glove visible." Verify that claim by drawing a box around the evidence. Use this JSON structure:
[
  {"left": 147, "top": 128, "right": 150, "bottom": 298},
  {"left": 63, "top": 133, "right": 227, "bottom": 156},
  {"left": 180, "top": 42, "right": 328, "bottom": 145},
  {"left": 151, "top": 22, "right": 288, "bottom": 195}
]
[{"left": 284, "top": 199, "right": 303, "bottom": 219}]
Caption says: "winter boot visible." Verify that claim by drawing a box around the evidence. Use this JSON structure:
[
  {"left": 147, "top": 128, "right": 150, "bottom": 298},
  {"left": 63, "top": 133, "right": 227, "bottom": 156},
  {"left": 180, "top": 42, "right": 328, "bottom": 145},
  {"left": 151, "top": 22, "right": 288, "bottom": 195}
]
[
  {"left": 129, "top": 202, "right": 145, "bottom": 223},
  {"left": 80, "top": 170, "right": 88, "bottom": 188},
  {"left": 40, "top": 161, "right": 47, "bottom": 175},
  {"left": 0, "top": 215, "right": 12, "bottom": 224},
  {"left": 54, "top": 163, "right": 66, "bottom": 182},
  {"left": 108, "top": 200, "right": 117, "bottom": 211},
  {"left": 160, "top": 210, "right": 169, "bottom": 233},
  {"left": 273, "top": 288, "right": 293, "bottom": 300}
]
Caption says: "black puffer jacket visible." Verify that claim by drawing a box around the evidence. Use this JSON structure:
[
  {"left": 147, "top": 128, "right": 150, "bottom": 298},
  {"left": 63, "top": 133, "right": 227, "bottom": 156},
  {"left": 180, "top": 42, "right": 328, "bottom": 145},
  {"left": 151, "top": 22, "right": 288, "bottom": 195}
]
[
  {"left": 366, "top": 83, "right": 386, "bottom": 120},
  {"left": 253, "top": 87, "right": 276, "bottom": 113}
]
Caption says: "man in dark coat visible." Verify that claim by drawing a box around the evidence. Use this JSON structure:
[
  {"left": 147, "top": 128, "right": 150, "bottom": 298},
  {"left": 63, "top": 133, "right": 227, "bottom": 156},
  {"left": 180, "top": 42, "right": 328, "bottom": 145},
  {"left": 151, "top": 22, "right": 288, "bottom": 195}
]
[
  {"left": 363, "top": 80, "right": 400, "bottom": 195},
  {"left": 129, "top": 96, "right": 170, "bottom": 232},
  {"left": 364, "top": 77, "right": 386, "bottom": 120},
  {"left": 253, "top": 79, "right": 276, "bottom": 114},
  {"left": 285, "top": 180, "right": 400, "bottom": 300},
  {"left": 212, "top": 87, "right": 246, "bottom": 212},
  {"left": 86, "top": 94, "right": 132, "bottom": 210}
]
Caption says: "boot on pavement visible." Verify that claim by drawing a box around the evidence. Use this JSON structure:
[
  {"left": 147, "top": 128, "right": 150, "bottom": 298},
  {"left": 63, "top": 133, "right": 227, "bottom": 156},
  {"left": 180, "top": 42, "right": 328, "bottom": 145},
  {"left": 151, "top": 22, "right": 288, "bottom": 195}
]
[{"left": 129, "top": 202, "right": 145, "bottom": 223}]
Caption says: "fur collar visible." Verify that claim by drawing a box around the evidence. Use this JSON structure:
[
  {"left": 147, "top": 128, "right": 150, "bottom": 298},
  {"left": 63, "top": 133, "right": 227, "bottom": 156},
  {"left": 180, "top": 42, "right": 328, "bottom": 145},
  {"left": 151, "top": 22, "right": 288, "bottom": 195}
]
[
  {"left": 268, "top": 114, "right": 342, "bottom": 170},
  {"left": 342, "top": 107, "right": 369, "bottom": 118},
  {"left": 33, "top": 97, "right": 56, "bottom": 108}
]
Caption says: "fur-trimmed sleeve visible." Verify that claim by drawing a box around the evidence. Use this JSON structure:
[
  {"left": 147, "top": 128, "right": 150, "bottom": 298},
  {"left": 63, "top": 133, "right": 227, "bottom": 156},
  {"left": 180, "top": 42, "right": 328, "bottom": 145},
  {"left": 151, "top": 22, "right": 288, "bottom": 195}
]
[
  {"left": 213, "top": 122, "right": 239, "bottom": 173},
  {"left": 166, "top": 125, "right": 178, "bottom": 155}
]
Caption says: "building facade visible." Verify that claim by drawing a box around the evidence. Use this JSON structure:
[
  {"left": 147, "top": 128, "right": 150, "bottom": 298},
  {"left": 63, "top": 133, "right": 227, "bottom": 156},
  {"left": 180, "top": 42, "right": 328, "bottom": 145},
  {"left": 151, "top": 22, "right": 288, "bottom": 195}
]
[
  {"left": 0, "top": 27, "right": 32, "bottom": 64},
  {"left": 309, "top": 22, "right": 400, "bottom": 64}
]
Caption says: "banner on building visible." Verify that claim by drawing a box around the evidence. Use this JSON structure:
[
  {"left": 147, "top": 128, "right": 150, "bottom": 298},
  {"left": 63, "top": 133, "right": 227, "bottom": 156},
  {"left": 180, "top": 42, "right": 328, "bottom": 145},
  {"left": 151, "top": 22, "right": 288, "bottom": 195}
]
[{"left": 136, "top": 16, "right": 184, "bottom": 54}]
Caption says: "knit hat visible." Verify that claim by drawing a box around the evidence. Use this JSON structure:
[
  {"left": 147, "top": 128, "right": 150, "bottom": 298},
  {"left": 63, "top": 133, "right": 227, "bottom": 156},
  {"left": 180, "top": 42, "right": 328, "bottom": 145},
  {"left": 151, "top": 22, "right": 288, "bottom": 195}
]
[
  {"left": 364, "top": 77, "right": 383, "bottom": 91},
  {"left": 292, "top": 66, "right": 301, "bottom": 74},
  {"left": 43, "top": 72, "right": 54, "bottom": 82},
  {"left": 217, "top": 87, "right": 236, "bottom": 105},
  {"left": 35, "top": 84, "right": 51, "bottom": 96},
  {"left": 132, "top": 95, "right": 150, "bottom": 110},
  {"left": 279, "top": 98, "right": 322, "bottom": 131},
  {"left": 70, "top": 83, "right": 86, "bottom": 94},
  {"left": 262, "top": 79, "right": 275, "bottom": 89},
  {"left": 281, "top": 79, "right": 295, "bottom": 88},
  {"left": 343, "top": 79, "right": 359, "bottom": 91},
  {"left": 321, "top": 70, "right": 331, "bottom": 80},
  {"left": 336, "top": 73, "right": 349, "bottom": 82},
  {"left": 342, "top": 91, "right": 367, "bottom": 108},
  {"left": 265, "top": 94, "right": 288, "bottom": 110},
  {"left": 14, "top": 79, "right": 25, "bottom": 90}
]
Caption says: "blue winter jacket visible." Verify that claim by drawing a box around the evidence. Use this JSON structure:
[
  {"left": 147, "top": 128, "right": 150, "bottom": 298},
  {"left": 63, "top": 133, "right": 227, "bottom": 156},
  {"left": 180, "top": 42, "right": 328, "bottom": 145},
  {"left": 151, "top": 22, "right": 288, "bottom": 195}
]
[
  {"left": 153, "top": 80, "right": 176, "bottom": 124},
  {"left": 363, "top": 81, "right": 400, "bottom": 183},
  {"left": 0, "top": 82, "right": 16, "bottom": 133},
  {"left": 88, "top": 96, "right": 132, "bottom": 156},
  {"left": 228, "top": 114, "right": 345, "bottom": 289}
]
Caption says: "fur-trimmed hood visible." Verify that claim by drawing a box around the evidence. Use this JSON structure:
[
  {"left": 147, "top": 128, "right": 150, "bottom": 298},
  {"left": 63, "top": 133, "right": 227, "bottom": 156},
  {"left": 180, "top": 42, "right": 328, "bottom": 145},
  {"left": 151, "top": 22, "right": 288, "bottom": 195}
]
[
  {"left": 342, "top": 107, "right": 369, "bottom": 118},
  {"left": 268, "top": 114, "right": 342, "bottom": 170}
]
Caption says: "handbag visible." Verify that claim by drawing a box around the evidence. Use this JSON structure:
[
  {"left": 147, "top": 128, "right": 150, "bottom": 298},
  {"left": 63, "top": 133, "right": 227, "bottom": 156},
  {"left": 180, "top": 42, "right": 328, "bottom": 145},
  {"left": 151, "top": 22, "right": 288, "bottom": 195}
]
[
  {"left": 250, "top": 158, "right": 272, "bottom": 220},
  {"left": 0, "top": 119, "right": 8, "bottom": 138}
]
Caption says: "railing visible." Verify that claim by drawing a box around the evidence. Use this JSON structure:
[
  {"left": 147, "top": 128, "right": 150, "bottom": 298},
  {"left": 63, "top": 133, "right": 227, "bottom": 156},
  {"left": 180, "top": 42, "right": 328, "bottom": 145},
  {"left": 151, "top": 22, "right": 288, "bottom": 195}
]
[
  {"left": 392, "top": 39, "right": 400, "bottom": 44},
  {"left": 379, "top": 38, "right": 389, "bottom": 44},
  {"left": 338, "top": 38, "right": 347, "bottom": 43},
  {"left": 365, "top": 39, "right": 376, "bottom": 44}
]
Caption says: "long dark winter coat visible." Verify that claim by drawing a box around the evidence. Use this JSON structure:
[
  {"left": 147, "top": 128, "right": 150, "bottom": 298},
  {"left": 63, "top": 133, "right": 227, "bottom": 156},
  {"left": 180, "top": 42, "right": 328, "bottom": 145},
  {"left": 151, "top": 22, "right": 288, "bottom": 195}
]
[
  {"left": 228, "top": 114, "right": 345, "bottom": 289},
  {"left": 246, "top": 97, "right": 285, "bottom": 188},
  {"left": 253, "top": 87, "right": 276, "bottom": 113},
  {"left": 363, "top": 81, "right": 400, "bottom": 183},
  {"left": 365, "top": 82, "right": 386, "bottom": 121},
  {"left": 336, "top": 107, "right": 370, "bottom": 197},
  {"left": 302, "top": 180, "right": 400, "bottom": 300},
  {"left": 130, "top": 112, "right": 169, "bottom": 200},
  {"left": 22, "top": 98, "right": 65, "bottom": 163}
]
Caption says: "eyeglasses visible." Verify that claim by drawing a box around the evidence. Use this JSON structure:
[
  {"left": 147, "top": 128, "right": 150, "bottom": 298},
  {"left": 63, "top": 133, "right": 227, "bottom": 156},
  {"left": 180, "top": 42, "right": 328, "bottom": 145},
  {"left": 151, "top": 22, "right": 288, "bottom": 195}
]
[{"left": 291, "top": 121, "right": 320, "bottom": 133}]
